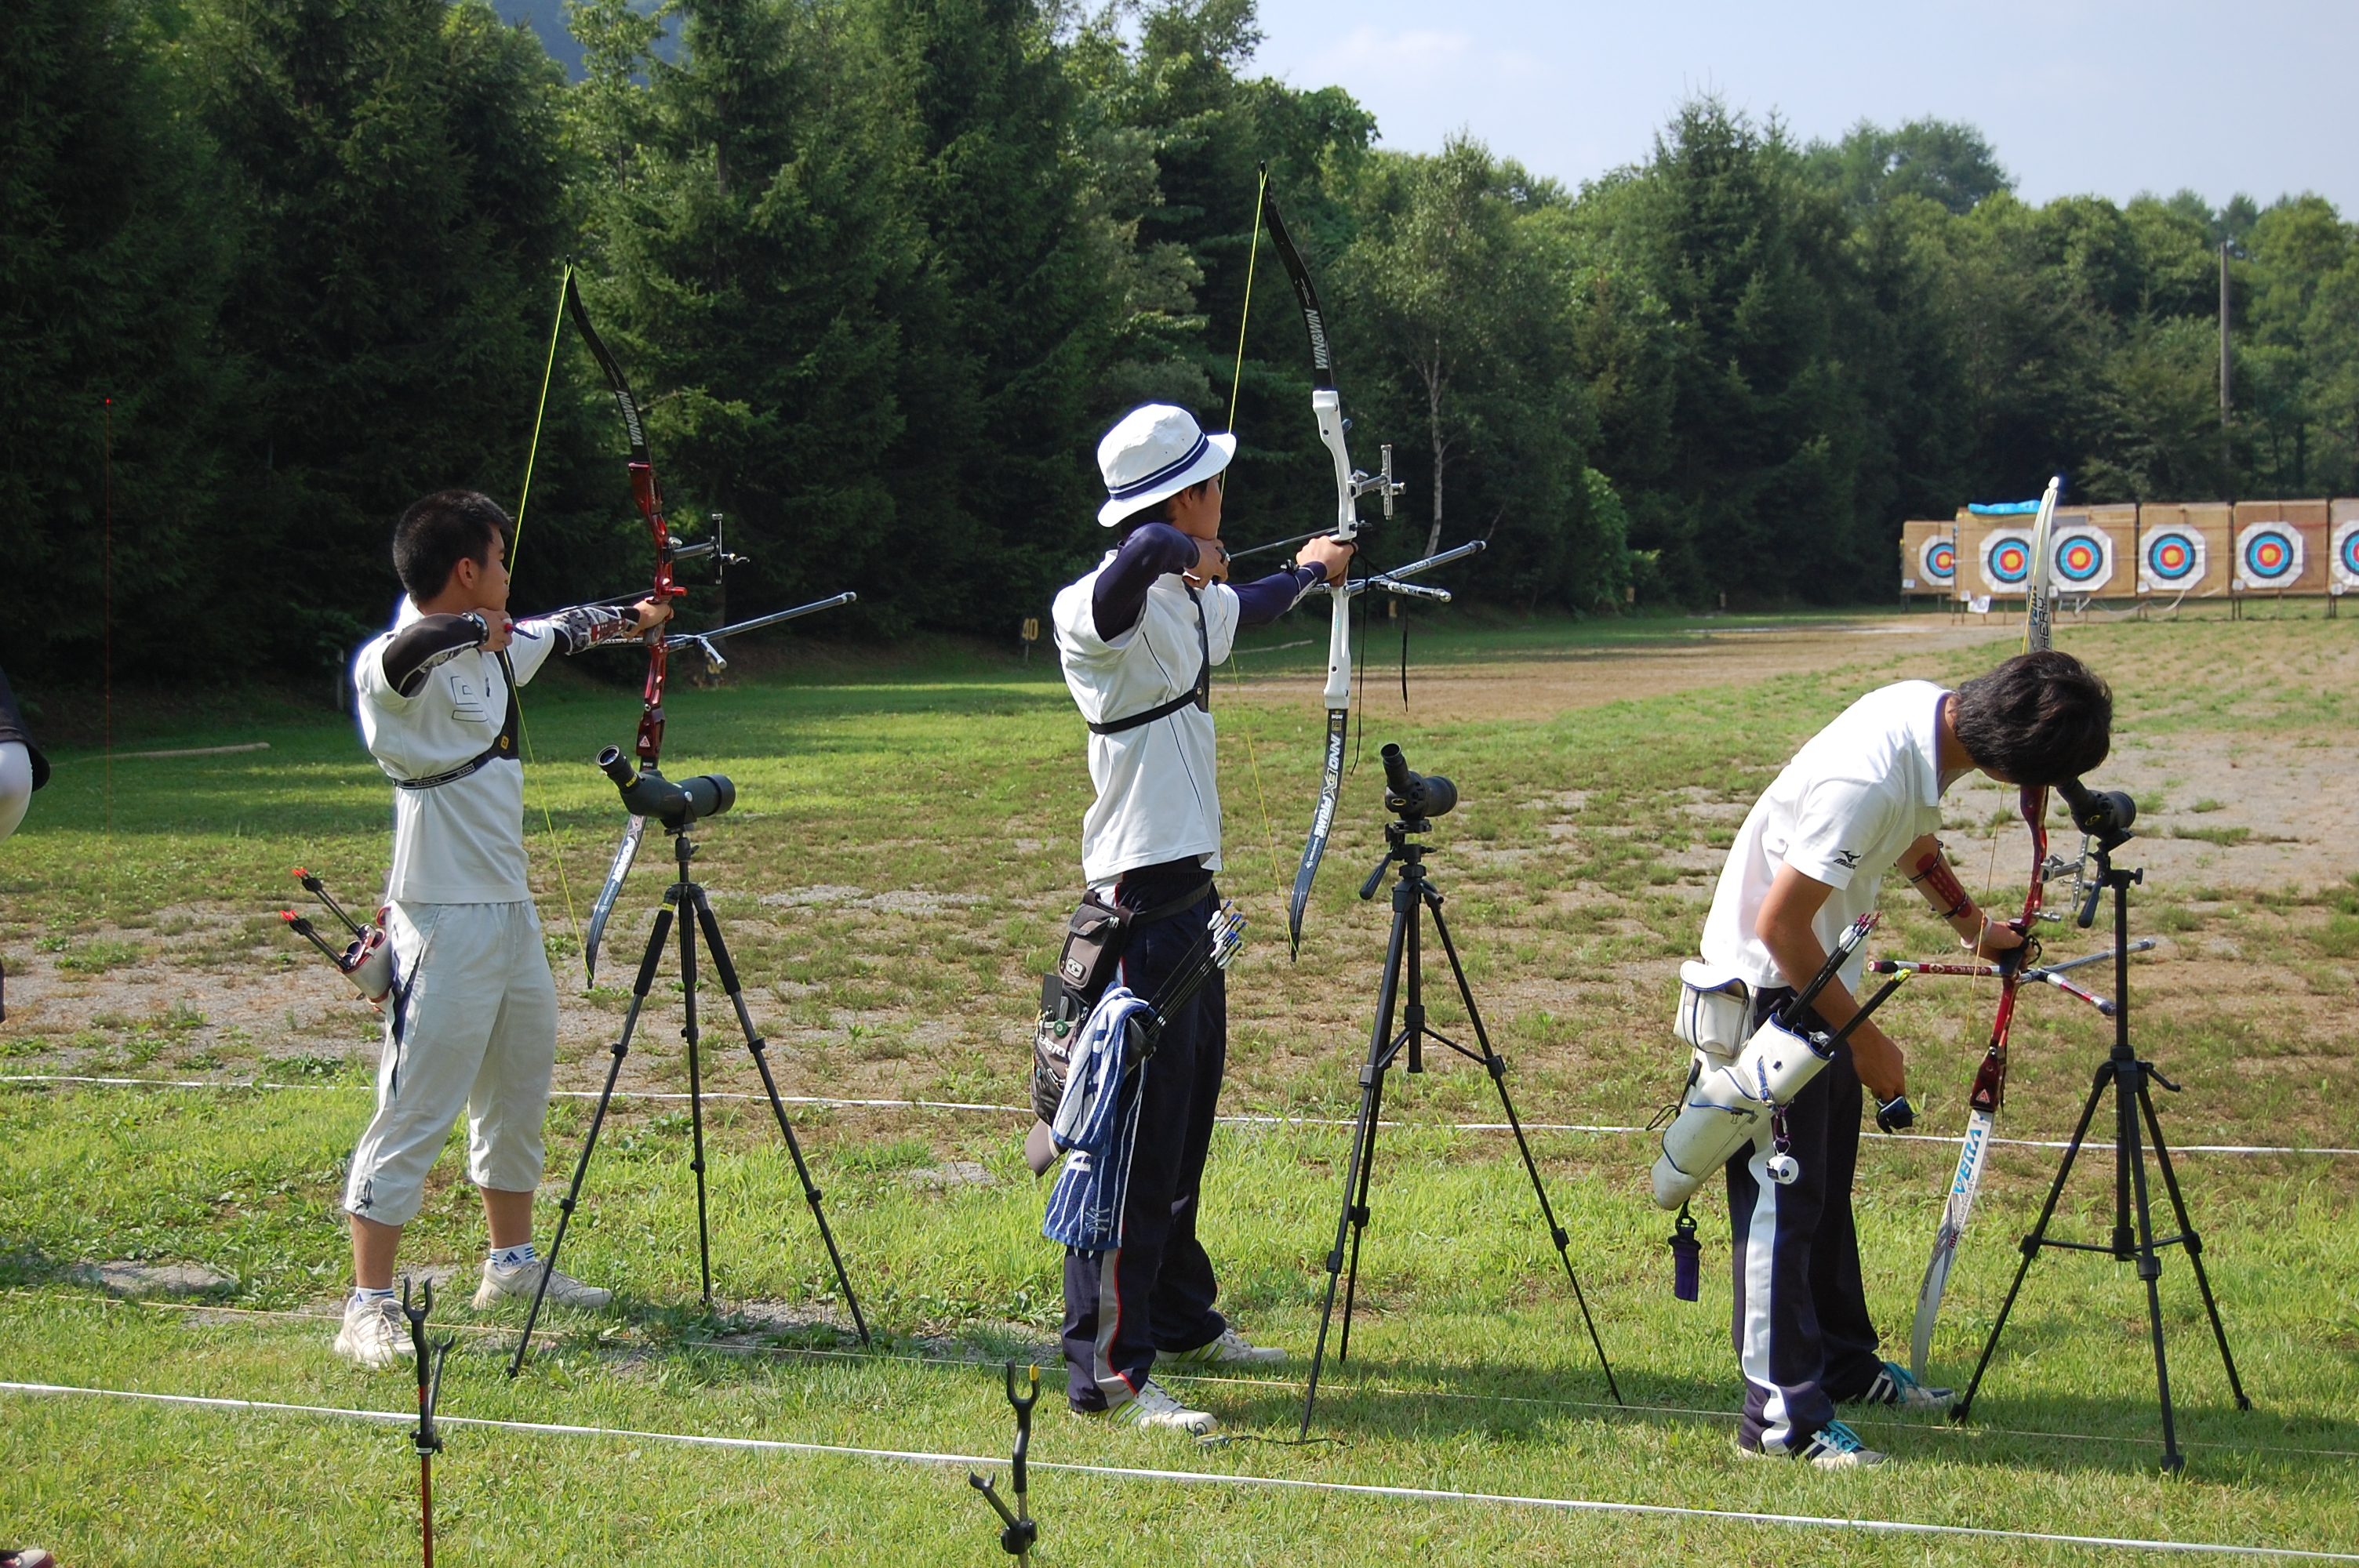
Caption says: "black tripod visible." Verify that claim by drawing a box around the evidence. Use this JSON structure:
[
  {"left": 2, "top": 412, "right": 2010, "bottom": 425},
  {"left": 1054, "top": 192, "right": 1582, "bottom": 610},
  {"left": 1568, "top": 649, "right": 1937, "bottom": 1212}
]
[
  {"left": 507, "top": 825, "right": 868, "bottom": 1374},
  {"left": 1299, "top": 754, "right": 1619, "bottom": 1437},
  {"left": 1950, "top": 791, "right": 2248, "bottom": 1470}
]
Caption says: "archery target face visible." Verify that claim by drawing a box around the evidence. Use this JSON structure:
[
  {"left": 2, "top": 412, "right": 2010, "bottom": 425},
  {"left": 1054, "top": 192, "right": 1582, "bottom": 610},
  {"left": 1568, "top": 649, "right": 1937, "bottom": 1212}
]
[
  {"left": 2234, "top": 522, "right": 2303, "bottom": 589},
  {"left": 2141, "top": 527, "right": 2205, "bottom": 588},
  {"left": 2334, "top": 518, "right": 2359, "bottom": 588},
  {"left": 1917, "top": 534, "right": 1957, "bottom": 586},
  {"left": 2050, "top": 528, "right": 2114, "bottom": 593},
  {"left": 1979, "top": 528, "right": 2037, "bottom": 591}
]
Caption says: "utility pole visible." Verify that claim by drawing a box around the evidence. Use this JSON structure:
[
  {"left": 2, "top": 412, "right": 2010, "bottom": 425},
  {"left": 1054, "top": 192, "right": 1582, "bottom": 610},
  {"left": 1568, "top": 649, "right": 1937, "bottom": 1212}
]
[{"left": 2219, "top": 240, "right": 2233, "bottom": 489}]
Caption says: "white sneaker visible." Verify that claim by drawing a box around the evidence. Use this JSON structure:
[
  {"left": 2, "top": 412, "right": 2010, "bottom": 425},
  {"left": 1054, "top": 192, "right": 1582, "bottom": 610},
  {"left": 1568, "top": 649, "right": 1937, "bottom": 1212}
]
[
  {"left": 332, "top": 1293, "right": 406, "bottom": 1370},
  {"left": 471, "top": 1257, "right": 614, "bottom": 1312},
  {"left": 1162, "top": 1327, "right": 1286, "bottom": 1367},
  {"left": 1094, "top": 1378, "right": 1218, "bottom": 1436},
  {"left": 1739, "top": 1419, "right": 1889, "bottom": 1470}
]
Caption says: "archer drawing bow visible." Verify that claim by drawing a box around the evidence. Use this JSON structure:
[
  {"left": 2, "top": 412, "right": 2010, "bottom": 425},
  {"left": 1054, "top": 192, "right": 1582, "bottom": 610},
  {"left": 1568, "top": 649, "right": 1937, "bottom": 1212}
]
[
  {"left": 1259, "top": 180, "right": 1406, "bottom": 958},
  {"left": 1908, "top": 474, "right": 2066, "bottom": 1380}
]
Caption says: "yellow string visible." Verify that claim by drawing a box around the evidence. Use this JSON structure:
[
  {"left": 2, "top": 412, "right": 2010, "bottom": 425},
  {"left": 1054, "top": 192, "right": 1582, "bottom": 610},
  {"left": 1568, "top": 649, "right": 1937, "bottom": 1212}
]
[
  {"left": 1220, "top": 171, "right": 1289, "bottom": 905},
  {"left": 508, "top": 263, "right": 586, "bottom": 972}
]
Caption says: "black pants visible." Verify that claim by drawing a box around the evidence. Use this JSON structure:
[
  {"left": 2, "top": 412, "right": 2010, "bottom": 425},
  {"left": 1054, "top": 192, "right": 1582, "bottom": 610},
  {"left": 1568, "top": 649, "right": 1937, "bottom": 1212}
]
[
  {"left": 1059, "top": 863, "right": 1228, "bottom": 1410},
  {"left": 1727, "top": 988, "right": 1884, "bottom": 1451}
]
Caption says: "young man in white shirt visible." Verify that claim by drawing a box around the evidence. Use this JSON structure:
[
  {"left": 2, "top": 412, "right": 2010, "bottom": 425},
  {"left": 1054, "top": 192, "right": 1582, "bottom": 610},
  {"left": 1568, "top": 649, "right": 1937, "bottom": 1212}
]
[
  {"left": 333, "top": 489, "right": 671, "bottom": 1369},
  {"left": 1046, "top": 404, "right": 1351, "bottom": 1433},
  {"left": 1697, "top": 651, "right": 2112, "bottom": 1467}
]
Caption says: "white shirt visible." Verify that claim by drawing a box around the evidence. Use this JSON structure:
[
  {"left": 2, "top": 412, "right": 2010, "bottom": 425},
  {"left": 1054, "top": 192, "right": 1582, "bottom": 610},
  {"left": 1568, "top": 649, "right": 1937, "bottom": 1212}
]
[
  {"left": 1052, "top": 556, "right": 1241, "bottom": 884},
  {"left": 355, "top": 600, "right": 562, "bottom": 904},
  {"left": 1700, "top": 680, "right": 1954, "bottom": 992}
]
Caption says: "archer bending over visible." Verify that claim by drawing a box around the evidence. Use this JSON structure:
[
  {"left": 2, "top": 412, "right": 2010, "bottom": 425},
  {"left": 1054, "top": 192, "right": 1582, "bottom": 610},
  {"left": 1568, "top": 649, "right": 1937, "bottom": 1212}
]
[
  {"left": 1692, "top": 651, "right": 2111, "bottom": 1467},
  {"left": 332, "top": 488, "right": 669, "bottom": 1368},
  {"left": 1042, "top": 404, "right": 1349, "bottom": 1436}
]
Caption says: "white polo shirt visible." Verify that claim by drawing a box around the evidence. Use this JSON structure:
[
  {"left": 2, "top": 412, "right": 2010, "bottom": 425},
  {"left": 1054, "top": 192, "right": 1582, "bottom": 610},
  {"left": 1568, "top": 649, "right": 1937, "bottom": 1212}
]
[
  {"left": 1699, "top": 680, "right": 1954, "bottom": 993},
  {"left": 354, "top": 601, "right": 562, "bottom": 905},
  {"left": 1052, "top": 557, "right": 1241, "bottom": 884}
]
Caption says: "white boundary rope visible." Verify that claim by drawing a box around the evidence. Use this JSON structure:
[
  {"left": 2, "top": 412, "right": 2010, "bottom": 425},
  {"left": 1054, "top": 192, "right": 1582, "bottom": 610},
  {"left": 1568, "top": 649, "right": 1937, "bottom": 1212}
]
[
  {"left": 8, "top": 1075, "right": 2356, "bottom": 1158},
  {"left": 5, "top": 1381, "right": 2351, "bottom": 1561},
  {"left": 45, "top": 1292, "right": 2359, "bottom": 1461}
]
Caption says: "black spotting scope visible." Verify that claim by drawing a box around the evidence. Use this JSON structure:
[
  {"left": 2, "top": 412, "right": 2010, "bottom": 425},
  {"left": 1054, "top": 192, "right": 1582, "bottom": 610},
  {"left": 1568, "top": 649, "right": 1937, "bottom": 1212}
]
[
  {"left": 2056, "top": 777, "right": 2136, "bottom": 849},
  {"left": 598, "top": 746, "right": 735, "bottom": 829},
  {"left": 1381, "top": 742, "right": 1457, "bottom": 822}
]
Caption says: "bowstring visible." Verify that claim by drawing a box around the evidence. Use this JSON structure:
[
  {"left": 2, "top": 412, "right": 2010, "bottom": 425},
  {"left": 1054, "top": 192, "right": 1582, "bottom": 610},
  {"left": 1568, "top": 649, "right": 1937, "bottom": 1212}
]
[
  {"left": 1219, "top": 169, "right": 1289, "bottom": 906},
  {"left": 507, "top": 263, "right": 587, "bottom": 970}
]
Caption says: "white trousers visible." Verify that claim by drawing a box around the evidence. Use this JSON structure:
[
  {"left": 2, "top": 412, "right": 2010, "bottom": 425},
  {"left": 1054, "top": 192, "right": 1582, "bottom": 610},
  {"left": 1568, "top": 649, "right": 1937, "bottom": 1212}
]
[{"left": 341, "top": 900, "right": 558, "bottom": 1228}]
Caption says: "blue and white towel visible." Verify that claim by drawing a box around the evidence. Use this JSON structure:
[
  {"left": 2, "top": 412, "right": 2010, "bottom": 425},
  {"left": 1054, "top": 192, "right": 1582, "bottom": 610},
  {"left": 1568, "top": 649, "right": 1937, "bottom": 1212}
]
[{"left": 1042, "top": 986, "right": 1153, "bottom": 1250}]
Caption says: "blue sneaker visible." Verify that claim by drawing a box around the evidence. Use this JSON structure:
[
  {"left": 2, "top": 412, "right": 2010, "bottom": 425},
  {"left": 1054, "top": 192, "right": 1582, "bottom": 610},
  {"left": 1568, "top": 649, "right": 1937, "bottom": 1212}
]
[{"left": 1857, "top": 1359, "right": 1952, "bottom": 1412}]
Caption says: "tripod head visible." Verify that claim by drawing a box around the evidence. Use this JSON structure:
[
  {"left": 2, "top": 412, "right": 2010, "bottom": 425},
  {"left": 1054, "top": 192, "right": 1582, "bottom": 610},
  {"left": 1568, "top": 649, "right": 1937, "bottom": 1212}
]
[{"left": 2056, "top": 778, "right": 2139, "bottom": 928}]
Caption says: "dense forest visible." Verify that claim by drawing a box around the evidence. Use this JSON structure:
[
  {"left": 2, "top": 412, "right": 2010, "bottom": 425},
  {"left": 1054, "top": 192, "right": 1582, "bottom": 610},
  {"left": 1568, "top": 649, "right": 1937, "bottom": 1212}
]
[{"left": 7, "top": 0, "right": 2357, "bottom": 685}]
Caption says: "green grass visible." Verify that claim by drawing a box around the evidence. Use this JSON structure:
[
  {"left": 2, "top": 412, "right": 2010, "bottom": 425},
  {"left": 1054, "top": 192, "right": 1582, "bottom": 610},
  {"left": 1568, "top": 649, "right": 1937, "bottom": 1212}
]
[{"left": 3, "top": 608, "right": 2357, "bottom": 1563}]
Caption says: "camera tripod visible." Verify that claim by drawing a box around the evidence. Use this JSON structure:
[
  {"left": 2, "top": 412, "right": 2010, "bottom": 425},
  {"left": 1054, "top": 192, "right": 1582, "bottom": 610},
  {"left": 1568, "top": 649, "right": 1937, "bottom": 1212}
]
[
  {"left": 1297, "top": 809, "right": 1620, "bottom": 1436},
  {"left": 1949, "top": 801, "right": 2248, "bottom": 1470},
  {"left": 507, "top": 823, "right": 868, "bottom": 1374}
]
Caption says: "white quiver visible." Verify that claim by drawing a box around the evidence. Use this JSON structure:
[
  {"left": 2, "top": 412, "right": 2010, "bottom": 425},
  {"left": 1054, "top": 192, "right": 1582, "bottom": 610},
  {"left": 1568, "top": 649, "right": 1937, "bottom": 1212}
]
[{"left": 1651, "top": 962, "right": 1834, "bottom": 1209}]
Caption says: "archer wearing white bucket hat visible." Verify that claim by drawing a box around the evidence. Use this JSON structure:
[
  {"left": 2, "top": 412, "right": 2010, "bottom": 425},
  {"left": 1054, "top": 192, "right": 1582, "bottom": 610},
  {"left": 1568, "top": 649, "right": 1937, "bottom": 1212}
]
[{"left": 1040, "top": 404, "right": 1352, "bottom": 1434}]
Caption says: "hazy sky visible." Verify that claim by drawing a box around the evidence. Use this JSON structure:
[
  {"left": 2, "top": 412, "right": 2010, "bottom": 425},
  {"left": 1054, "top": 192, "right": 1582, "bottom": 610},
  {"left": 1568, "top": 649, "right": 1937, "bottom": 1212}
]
[{"left": 1248, "top": 0, "right": 2356, "bottom": 212}]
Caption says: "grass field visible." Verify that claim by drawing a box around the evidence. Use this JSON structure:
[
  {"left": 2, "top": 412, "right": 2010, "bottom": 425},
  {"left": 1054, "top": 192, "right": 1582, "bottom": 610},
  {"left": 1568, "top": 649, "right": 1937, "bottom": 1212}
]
[{"left": 2, "top": 605, "right": 2356, "bottom": 1563}]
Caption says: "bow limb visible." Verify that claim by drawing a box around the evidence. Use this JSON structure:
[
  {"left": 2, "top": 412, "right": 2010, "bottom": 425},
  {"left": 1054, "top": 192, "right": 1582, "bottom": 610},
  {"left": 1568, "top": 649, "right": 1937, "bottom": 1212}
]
[{"left": 561, "top": 272, "right": 685, "bottom": 985}]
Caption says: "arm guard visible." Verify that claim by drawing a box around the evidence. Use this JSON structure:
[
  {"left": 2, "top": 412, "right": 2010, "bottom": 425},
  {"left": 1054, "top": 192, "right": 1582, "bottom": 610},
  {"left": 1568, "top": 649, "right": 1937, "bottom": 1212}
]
[
  {"left": 1906, "top": 844, "right": 1973, "bottom": 922},
  {"left": 383, "top": 613, "right": 488, "bottom": 696},
  {"left": 527, "top": 603, "right": 640, "bottom": 655}
]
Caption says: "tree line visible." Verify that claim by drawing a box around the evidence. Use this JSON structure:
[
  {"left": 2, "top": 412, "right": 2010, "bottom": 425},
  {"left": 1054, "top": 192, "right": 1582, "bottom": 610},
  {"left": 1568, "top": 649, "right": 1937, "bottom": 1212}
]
[{"left": 8, "top": 0, "right": 2356, "bottom": 686}]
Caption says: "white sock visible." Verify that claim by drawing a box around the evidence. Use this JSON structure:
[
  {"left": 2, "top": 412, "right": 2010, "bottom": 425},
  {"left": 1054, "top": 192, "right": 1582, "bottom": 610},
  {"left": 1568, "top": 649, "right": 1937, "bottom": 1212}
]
[
  {"left": 351, "top": 1286, "right": 396, "bottom": 1307},
  {"left": 488, "top": 1242, "right": 537, "bottom": 1271}
]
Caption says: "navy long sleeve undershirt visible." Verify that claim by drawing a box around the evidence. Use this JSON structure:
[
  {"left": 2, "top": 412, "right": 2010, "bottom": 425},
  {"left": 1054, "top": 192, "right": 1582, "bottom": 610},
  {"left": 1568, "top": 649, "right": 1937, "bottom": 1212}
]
[{"left": 1091, "top": 521, "right": 1322, "bottom": 641}]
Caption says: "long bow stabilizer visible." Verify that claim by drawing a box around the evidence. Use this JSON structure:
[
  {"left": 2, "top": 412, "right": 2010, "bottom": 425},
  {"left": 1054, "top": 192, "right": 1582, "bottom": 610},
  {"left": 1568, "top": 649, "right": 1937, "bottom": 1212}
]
[{"left": 1907, "top": 472, "right": 2062, "bottom": 1380}]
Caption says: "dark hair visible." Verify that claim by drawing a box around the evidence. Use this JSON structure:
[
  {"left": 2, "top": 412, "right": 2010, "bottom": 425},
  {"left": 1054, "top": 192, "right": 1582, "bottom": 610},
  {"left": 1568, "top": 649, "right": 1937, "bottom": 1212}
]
[
  {"left": 392, "top": 490, "right": 509, "bottom": 601},
  {"left": 1953, "top": 650, "right": 2113, "bottom": 785}
]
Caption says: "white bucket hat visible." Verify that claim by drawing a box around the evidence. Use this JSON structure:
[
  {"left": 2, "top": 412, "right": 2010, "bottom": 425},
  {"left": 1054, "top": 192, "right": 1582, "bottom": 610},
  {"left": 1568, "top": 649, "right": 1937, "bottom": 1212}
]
[{"left": 1096, "top": 404, "right": 1237, "bottom": 527}]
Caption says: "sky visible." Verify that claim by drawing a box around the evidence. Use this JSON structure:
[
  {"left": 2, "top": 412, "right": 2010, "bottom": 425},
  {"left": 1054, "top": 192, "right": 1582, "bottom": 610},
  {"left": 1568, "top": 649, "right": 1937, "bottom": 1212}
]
[{"left": 1247, "top": 0, "right": 2357, "bottom": 213}]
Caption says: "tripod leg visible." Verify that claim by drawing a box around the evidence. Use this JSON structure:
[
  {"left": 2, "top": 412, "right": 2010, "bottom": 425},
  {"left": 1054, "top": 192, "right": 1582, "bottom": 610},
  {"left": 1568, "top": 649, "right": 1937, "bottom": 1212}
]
[
  {"left": 678, "top": 891, "right": 714, "bottom": 1308},
  {"left": 2118, "top": 1058, "right": 2183, "bottom": 1472},
  {"left": 693, "top": 890, "right": 871, "bottom": 1346},
  {"left": 1424, "top": 895, "right": 1621, "bottom": 1404},
  {"left": 510, "top": 906, "right": 673, "bottom": 1376},
  {"left": 2137, "top": 1077, "right": 2249, "bottom": 1409},
  {"left": 1952, "top": 1054, "right": 2109, "bottom": 1421},
  {"left": 1336, "top": 1044, "right": 1391, "bottom": 1370},
  {"left": 1300, "top": 892, "right": 1410, "bottom": 1439}
]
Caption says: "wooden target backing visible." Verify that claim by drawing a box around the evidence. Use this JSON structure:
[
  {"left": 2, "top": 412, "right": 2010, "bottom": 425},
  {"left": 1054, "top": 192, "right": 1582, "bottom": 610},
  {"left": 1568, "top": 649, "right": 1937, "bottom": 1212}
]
[
  {"left": 2231, "top": 499, "right": 2329, "bottom": 595},
  {"left": 1899, "top": 520, "right": 1960, "bottom": 597},
  {"left": 2135, "top": 502, "right": 2230, "bottom": 597}
]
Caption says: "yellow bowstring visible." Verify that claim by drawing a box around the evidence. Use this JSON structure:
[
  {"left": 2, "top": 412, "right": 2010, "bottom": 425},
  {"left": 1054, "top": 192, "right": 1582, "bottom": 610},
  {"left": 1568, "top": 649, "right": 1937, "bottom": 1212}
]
[
  {"left": 1221, "top": 170, "right": 1289, "bottom": 905},
  {"left": 508, "top": 263, "right": 587, "bottom": 973}
]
